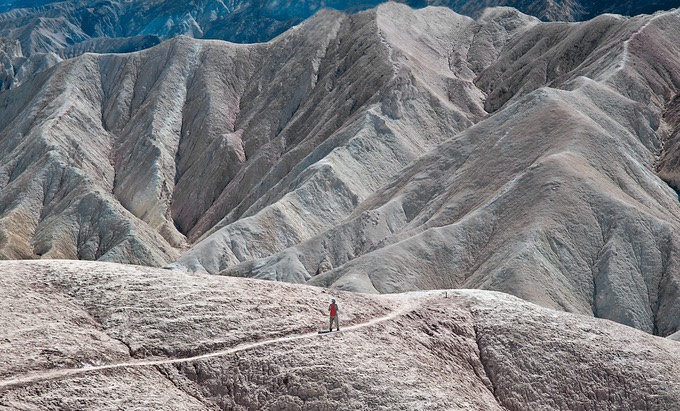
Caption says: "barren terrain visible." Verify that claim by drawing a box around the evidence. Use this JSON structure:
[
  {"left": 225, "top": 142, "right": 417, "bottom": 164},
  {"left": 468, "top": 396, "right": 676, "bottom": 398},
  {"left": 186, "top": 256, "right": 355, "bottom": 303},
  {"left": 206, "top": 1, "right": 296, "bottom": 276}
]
[
  {"left": 2, "top": 2, "right": 680, "bottom": 409},
  {"left": 1, "top": 4, "right": 680, "bottom": 339},
  {"left": 1, "top": 260, "right": 679, "bottom": 410}
]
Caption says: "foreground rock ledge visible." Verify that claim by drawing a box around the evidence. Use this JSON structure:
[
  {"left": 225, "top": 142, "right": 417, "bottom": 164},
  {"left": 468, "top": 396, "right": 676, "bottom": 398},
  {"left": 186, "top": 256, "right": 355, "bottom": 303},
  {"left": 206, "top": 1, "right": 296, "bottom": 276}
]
[{"left": 0, "top": 260, "right": 679, "bottom": 410}]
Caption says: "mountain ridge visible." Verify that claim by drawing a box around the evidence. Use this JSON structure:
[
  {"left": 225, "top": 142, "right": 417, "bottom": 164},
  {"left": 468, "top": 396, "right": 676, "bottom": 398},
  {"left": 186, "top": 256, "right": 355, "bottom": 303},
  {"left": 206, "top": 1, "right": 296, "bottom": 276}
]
[
  {"left": 1, "top": 3, "right": 680, "bottom": 338},
  {"left": 0, "top": 0, "right": 678, "bottom": 91}
]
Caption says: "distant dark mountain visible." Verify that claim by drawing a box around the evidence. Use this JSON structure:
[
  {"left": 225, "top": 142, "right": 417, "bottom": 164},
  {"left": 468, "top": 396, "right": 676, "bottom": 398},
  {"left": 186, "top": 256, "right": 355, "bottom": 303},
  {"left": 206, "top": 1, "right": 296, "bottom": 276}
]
[
  {"left": 3, "top": 0, "right": 670, "bottom": 89},
  {"left": 1, "top": 0, "right": 679, "bottom": 46},
  {"left": 0, "top": 0, "right": 55, "bottom": 13},
  {"left": 587, "top": 0, "right": 680, "bottom": 17},
  {"left": 435, "top": 0, "right": 680, "bottom": 21}
]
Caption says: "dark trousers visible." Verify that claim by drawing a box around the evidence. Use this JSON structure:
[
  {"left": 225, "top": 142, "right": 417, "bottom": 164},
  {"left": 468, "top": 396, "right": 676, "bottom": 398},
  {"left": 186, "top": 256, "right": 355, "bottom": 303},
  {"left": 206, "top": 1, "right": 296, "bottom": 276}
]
[{"left": 329, "top": 315, "right": 339, "bottom": 331}]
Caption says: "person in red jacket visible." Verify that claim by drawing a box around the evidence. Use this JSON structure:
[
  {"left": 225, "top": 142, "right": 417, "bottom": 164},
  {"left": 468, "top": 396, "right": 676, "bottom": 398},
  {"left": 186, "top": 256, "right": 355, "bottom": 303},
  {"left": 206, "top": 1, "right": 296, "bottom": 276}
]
[{"left": 329, "top": 299, "right": 339, "bottom": 332}]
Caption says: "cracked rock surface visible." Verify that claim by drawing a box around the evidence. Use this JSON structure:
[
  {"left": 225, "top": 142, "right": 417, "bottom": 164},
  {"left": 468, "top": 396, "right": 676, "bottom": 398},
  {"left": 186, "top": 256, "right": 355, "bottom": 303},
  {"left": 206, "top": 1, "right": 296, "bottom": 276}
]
[{"left": 1, "top": 260, "right": 679, "bottom": 410}]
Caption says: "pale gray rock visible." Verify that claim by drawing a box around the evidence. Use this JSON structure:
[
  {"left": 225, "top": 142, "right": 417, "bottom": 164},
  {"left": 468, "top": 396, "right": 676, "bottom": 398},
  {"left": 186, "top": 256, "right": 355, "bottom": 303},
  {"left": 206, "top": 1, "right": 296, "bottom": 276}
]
[
  {"left": 0, "top": 38, "right": 21, "bottom": 90},
  {"left": 173, "top": 3, "right": 534, "bottom": 273},
  {"left": 1, "top": 261, "right": 680, "bottom": 410},
  {"left": 217, "top": 7, "right": 680, "bottom": 337},
  {"left": 0, "top": 37, "right": 63, "bottom": 90},
  {"left": 1, "top": 11, "right": 371, "bottom": 263},
  {"left": 2, "top": 3, "right": 680, "bottom": 340},
  {"left": 3, "top": 4, "right": 528, "bottom": 266},
  {"left": 0, "top": 48, "right": 180, "bottom": 264}
]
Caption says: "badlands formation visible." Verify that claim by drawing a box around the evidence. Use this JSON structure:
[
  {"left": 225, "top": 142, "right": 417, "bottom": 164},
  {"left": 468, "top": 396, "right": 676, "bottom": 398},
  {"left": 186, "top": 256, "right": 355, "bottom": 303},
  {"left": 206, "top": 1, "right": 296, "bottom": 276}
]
[
  {"left": 1, "top": 260, "right": 680, "bottom": 410},
  {"left": 1, "top": 2, "right": 680, "bottom": 409},
  {"left": 0, "top": 3, "right": 679, "bottom": 338},
  {"left": 1, "top": 0, "right": 679, "bottom": 90}
]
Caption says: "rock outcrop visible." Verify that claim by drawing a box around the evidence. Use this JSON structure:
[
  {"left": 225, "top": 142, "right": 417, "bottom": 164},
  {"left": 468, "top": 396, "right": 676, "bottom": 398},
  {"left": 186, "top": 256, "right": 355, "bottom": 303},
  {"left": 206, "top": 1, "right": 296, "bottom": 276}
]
[{"left": 1, "top": 260, "right": 679, "bottom": 410}]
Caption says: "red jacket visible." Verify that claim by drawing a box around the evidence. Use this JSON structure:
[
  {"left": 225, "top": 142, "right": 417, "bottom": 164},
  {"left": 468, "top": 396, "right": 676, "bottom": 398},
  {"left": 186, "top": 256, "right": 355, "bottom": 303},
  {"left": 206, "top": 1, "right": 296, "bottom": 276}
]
[{"left": 329, "top": 303, "right": 338, "bottom": 317}]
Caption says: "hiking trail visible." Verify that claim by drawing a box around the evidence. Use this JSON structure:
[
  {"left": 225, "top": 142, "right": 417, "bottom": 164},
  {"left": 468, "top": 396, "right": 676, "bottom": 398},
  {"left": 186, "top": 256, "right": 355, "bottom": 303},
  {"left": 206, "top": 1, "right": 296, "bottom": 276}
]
[{"left": 0, "top": 297, "right": 418, "bottom": 391}]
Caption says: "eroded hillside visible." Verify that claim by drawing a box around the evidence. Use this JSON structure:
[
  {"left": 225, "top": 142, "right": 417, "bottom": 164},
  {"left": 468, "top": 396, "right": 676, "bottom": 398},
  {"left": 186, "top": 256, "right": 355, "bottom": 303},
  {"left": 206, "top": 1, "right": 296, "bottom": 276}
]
[
  {"left": 1, "top": 3, "right": 680, "bottom": 339},
  {"left": 185, "top": 6, "right": 680, "bottom": 337},
  {"left": 0, "top": 5, "right": 533, "bottom": 264}
]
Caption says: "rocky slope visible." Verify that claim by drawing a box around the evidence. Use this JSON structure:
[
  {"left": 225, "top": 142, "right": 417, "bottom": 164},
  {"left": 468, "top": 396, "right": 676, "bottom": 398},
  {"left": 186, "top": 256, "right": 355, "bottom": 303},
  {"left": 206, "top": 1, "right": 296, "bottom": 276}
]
[
  {"left": 172, "top": 4, "right": 532, "bottom": 273},
  {"left": 3, "top": 3, "right": 680, "bottom": 338},
  {"left": 0, "top": 260, "right": 679, "bottom": 410},
  {"left": 187, "top": 6, "right": 680, "bottom": 337},
  {"left": 0, "top": 4, "right": 534, "bottom": 265}
]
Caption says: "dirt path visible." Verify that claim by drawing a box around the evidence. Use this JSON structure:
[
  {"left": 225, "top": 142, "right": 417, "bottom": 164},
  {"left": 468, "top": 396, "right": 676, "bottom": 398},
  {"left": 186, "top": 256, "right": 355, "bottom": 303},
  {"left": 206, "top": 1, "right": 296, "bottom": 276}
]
[
  {"left": 605, "top": 9, "right": 679, "bottom": 81},
  {"left": 0, "top": 297, "right": 417, "bottom": 391}
]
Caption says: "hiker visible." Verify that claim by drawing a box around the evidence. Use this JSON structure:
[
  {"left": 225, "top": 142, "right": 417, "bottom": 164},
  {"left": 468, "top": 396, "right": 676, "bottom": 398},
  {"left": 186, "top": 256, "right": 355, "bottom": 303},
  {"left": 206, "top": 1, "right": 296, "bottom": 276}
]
[{"left": 329, "top": 298, "right": 339, "bottom": 332}]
